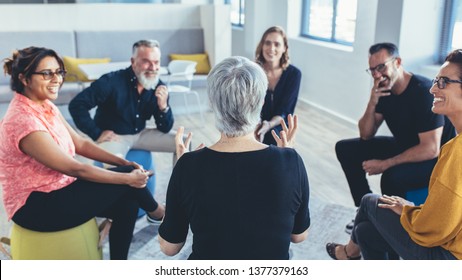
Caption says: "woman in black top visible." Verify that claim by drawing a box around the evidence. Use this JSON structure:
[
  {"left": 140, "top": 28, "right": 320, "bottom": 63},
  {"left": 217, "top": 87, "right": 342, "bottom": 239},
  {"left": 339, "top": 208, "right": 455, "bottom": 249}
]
[
  {"left": 255, "top": 26, "right": 302, "bottom": 145},
  {"left": 158, "top": 56, "right": 310, "bottom": 260}
]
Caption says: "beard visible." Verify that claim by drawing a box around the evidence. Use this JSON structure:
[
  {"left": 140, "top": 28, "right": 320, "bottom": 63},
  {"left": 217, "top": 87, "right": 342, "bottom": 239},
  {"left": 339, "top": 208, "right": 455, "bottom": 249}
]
[{"left": 137, "top": 71, "right": 159, "bottom": 90}]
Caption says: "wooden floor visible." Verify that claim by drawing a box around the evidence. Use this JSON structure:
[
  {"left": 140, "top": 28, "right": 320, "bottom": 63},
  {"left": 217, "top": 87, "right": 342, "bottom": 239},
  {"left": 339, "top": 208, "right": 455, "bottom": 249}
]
[{"left": 168, "top": 100, "right": 381, "bottom": 208}]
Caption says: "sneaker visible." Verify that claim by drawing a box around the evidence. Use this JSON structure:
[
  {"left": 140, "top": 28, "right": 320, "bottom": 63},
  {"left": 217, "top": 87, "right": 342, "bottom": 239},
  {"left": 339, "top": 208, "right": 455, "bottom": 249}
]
[
  {"left": 146, "top": 214, "right": 163, "bottom": 225},
  {"left": 345, "top": 219, "right": 354, "bottom": 235}
]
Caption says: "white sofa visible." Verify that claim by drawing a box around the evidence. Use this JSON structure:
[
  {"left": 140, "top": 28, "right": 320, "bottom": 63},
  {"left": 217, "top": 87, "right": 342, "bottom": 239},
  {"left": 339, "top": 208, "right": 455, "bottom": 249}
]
[{"left": 0, "top": 28, "right": 207, "bottom": 104}]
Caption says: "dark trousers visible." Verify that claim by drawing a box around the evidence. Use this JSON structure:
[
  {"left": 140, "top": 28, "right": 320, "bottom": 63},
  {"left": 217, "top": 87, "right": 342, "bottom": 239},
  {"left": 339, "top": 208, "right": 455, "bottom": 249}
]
[
  {"left": 351, "top": 194, "right": 457, "bottom": 260},
  {"left": 336, "top": 137, "right": 437, "bottom": 206},
  {"left": 12, "top": 166, "right": 158, "bottom": 260}
]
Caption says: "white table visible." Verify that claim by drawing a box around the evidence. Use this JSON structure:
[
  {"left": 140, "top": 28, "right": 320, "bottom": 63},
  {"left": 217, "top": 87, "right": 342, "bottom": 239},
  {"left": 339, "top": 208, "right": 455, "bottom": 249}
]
[{"left": 78, "top": 61, "right": 168, "bottom": 81}]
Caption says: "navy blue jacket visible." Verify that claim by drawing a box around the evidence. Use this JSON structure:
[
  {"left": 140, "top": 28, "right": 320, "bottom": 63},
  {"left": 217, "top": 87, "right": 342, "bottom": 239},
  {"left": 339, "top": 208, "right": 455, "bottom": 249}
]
[{"left": 69, "top": 67, "right": 174, "bottom": 141}]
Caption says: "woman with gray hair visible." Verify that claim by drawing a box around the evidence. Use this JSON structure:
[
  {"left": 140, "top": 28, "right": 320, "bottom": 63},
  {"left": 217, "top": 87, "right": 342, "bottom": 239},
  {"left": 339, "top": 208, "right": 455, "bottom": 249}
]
[{"left": 158, "top": 56, "right": 310, "bottom": 259}]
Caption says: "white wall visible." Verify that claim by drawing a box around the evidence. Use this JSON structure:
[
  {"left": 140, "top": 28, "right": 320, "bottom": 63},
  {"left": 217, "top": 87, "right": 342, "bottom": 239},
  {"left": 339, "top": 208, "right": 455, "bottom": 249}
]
[
  {"left": 0, "top": 4, "right": 201, "bottom": 31},
  {"left": 399, "top": 0, "right": 444, "bottom": 74},
  {"left": 200, "top": 4, "right": 232, "bottom": 66},
  {"left": 0, "top": 3, "right": 231, "bottom": 67}
]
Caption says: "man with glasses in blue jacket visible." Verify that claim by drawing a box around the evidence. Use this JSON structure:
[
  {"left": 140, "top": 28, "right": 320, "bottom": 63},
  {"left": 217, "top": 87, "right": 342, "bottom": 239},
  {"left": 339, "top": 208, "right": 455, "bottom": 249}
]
[{"left": 336, "top": 42, "right": 455, "bottom": 234}]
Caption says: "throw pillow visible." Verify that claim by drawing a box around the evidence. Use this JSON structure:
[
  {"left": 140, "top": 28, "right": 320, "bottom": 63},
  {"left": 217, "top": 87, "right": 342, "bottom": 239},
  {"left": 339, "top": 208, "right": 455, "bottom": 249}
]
[
  {"left": 169, "top": 53, "right": 211, "bottom": 74},
  {"left": 63, "top": 56, "right": 111, "bottom": 82}
]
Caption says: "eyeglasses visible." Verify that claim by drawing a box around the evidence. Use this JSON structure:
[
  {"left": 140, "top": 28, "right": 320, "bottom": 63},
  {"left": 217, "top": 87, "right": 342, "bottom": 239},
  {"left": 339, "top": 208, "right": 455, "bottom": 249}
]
[
  {"left": 31, "top": 69, "right": 67, "bottom": 80},
  {"left": 366, "top": 57, "right": 396, "bottom": 75},
  {"left": 432, "top": 76, "right": 462, "bottom": 89}
]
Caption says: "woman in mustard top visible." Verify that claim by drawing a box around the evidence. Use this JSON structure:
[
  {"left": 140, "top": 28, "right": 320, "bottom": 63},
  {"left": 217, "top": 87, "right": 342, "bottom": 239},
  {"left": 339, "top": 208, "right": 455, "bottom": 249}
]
[{"left": 325, "top": 49, "right": 462, "bottom": 260}]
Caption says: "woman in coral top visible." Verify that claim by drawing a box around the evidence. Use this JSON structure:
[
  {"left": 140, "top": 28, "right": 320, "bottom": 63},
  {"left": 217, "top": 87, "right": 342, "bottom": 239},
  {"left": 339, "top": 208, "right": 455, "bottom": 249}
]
[
  {"left": 0, "top": 47, "right": 164, "bottom": 259},
  {"left": 325, "top": 49, "right": 462, "bottom": 260}
]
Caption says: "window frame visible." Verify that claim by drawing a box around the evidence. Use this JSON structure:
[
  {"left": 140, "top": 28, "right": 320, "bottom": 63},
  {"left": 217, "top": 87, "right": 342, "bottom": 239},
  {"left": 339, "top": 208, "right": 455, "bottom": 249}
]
[
  {"left": 300, "top": 0, "right": 357, "bottom": 46},
  {"left": 225, "top": 0, "right": 245, "bottom": 27},
  {"left": 439, "top": 0, "right": 461, "bottom": 63}
]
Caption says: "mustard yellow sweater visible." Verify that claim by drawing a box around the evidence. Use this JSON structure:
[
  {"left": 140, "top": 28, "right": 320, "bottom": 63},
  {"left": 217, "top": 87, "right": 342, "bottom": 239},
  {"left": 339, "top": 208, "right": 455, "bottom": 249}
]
[{"left": 401, "top": 134, "right": 462, "bottom": 259}]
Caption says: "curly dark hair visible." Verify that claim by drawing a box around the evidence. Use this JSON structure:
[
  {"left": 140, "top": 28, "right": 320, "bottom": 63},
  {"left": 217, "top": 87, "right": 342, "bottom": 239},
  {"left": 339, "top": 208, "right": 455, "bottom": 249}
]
[
  {"left": 3, "top": 46, "right": 64, "bottom": 94},
  {"left": 444, "top": 49, "right": 462, "bottom": 81}
]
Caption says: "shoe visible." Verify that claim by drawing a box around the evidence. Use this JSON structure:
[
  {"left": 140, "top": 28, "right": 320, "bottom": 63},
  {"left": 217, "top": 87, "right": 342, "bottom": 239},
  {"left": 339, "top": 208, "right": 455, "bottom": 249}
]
[
  {"left": 345, "top": 219, "right": 354, "bottom": 234},
  {"left": 146, "top": 214, "right": 163, "bottom": 225},
  {"left": 146, "top": 203, "right": 165, "bottom": 225},
  {"left": 326, "top": 242, "right": 361, "bottom": 260}
]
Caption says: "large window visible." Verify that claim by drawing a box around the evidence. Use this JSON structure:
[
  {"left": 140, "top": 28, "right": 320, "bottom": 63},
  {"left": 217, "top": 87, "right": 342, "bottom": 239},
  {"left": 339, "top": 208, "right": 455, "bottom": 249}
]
[
  {"left": 225, "top": 0, "right": 245, "bottom": 27},
  {"left": 301, "top": 0, "right": 357, "bottom": 46},
  {"left": 439, "top": 0, "right": 462, "bottom": 62}
]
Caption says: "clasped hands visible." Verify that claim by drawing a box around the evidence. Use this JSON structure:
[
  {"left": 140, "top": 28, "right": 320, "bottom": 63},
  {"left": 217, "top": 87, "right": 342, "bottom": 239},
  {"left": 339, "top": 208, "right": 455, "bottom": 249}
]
[
  {"left": 362, "top": 159, "right": 391, "bottom": 175},
  {"left": 94, "top": 132, "right": 153, "bottom": 188}
]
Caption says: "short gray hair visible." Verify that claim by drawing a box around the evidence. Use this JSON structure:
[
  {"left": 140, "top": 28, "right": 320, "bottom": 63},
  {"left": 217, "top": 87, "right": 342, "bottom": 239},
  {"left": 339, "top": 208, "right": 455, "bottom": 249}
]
[
  {"left": 132, "top": 39, "right": 160, "bottom": 57},
  {"left": 207, "top": 56, "right": 268, "bottom": 137}
]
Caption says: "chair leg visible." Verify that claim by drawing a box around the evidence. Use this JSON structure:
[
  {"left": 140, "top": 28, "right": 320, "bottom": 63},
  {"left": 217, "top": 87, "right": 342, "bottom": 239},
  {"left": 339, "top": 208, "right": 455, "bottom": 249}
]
[
  {"left": 193, "top": 91, "right": 204, "bottom": 126},
  {"left": 183, "top": 93, "right": 190, "bottom": 115}
]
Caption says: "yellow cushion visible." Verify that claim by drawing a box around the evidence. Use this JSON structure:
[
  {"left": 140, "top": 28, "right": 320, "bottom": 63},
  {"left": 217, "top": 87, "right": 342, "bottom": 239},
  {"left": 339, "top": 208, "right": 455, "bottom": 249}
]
[
  {"left": 63, "top": 56, "right": 111, "bottom": 82},
  {"left": 169, "top": 53, "right": 211, "bottom": 74},
  {"left": 10, "top": 219, "right": 102, "bottom": 260}
]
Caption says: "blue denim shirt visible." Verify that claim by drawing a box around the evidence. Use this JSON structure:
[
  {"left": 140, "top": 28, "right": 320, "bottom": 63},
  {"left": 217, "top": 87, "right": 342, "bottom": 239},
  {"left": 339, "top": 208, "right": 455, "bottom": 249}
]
[{"left": 69, "top": 67, "right": 174, "bottom": 141}]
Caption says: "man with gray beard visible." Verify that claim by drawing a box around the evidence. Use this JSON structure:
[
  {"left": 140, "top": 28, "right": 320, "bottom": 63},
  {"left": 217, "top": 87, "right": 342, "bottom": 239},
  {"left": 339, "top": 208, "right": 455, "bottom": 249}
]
[{"left": 69, "top": 40, "right": 177, "bottom": 219}]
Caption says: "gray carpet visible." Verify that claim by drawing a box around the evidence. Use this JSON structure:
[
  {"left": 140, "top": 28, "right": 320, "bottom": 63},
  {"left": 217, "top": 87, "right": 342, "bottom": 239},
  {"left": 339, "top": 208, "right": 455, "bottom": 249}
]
[{"left": 101, "top": 153, "right": 357, "bottom": 260}]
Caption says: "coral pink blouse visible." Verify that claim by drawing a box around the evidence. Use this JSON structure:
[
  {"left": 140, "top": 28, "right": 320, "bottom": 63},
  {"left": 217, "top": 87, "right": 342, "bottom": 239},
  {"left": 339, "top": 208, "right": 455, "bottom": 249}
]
[{"left": 0, "top": 93, "right": 76, "bottom": 220}]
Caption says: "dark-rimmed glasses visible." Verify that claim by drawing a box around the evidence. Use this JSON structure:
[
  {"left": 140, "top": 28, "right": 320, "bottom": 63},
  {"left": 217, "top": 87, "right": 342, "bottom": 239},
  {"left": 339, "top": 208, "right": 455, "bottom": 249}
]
[
  {"left": 366, "top": 57, "right": 396, "bottom": 75},
  {"left": 432, "top": 76, "right": 462, "bottom": 89},
  {"left": 31, "top": 69, "right": 67, "bottom": 80}
]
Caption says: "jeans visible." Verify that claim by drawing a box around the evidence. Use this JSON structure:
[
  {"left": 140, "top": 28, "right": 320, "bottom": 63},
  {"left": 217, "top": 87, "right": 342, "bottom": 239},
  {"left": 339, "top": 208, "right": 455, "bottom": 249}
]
[{"left": 351, "top": 194, "right": 457, "bottom": 260}]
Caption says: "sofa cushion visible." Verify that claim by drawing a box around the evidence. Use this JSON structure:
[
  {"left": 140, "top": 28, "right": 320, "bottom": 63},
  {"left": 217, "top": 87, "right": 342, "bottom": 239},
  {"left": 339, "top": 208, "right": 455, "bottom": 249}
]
[
  {"left": 63, "top": 56, "right": 111, "bottom": 82},
  {"left": 169, "top": 53, "right": 211, "bottom": 74}
]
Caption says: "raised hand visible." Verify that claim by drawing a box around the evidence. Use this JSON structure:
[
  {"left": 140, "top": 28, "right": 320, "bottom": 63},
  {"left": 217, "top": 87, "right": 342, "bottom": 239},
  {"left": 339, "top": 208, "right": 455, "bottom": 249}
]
[
  {"left": 175, "top": 126, "right": 192, "bottom": 160},
  {"left": 155, "top": 85, "right": 169, "bottom": 111},
  {"left": 271, "top": 114, "right": 298, "bottom": 148}
]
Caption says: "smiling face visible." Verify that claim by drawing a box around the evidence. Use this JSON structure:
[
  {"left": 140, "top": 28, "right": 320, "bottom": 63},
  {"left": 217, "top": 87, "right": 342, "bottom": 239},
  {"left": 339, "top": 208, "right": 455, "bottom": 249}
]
[
  {"left": 261, "top": 32, "right": 286, "bottom": 67},
  {"left": 429, "top": 62, "right": 462, "bottom": 119},
  {"left": 20, "top": 56, "right": 63, "bottom": 104},
  {"left": 131, "top": 46, "right": 161, "bottom": 90},
  {"left": 368, "top": 49, "right": 400, "bottom": 92}
]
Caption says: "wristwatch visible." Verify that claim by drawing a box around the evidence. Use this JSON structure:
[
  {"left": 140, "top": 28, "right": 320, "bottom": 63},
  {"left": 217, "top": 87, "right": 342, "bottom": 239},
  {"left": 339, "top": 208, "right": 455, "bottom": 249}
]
[{"left": 161, "top": 106, "right": 170, "bottom": 113}]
